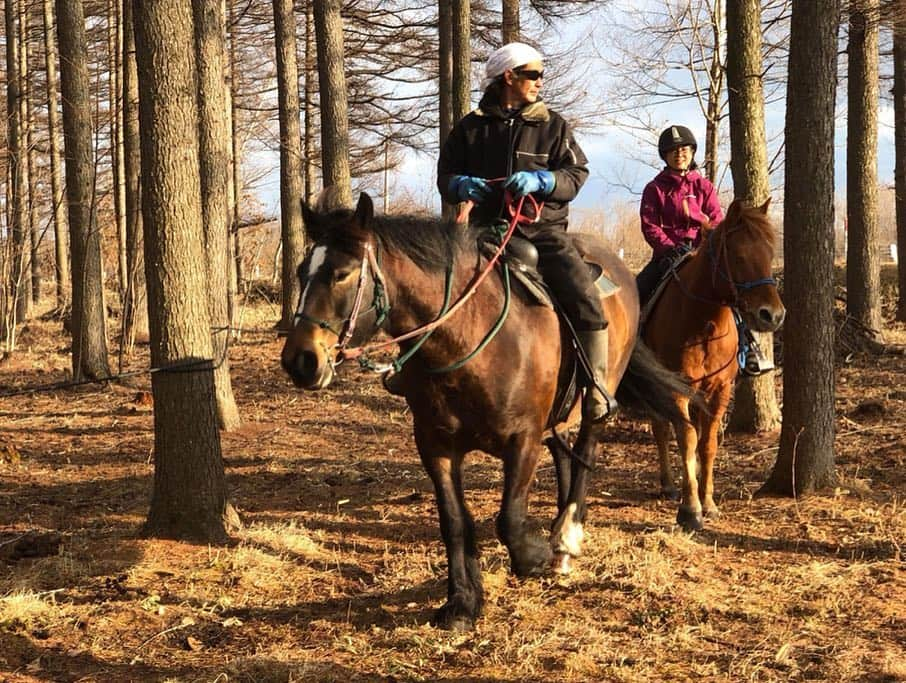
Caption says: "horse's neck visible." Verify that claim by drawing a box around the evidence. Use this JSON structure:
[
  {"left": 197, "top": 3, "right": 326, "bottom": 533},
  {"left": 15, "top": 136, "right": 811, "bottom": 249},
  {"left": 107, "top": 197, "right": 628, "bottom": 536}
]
[{"left": 677, "top": 249, "right": 733, "bottom": 307}]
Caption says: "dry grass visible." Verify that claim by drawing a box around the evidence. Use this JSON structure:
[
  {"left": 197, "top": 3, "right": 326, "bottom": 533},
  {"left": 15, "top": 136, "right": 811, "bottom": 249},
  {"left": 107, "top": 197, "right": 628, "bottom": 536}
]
[{"left": 1, "top": 276, "right": 905, "bottom": 682}]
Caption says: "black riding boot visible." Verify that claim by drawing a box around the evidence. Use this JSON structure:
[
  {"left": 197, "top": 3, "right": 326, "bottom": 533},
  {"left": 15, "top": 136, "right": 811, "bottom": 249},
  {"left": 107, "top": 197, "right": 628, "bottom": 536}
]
[{"left": 577, "top": 329, "right": 617, "bottom": 422}]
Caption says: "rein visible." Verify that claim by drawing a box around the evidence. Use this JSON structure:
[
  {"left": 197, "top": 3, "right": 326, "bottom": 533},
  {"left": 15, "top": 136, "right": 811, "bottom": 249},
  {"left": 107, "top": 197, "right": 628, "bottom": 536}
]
[{"left": 339, "top": 188, "right": 542, "bottom": 368}]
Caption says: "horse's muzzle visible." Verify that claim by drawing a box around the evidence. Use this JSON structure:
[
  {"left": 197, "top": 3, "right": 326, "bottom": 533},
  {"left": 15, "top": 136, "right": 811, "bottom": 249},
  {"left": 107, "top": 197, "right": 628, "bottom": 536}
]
[
  {"left": 751, "top": 303, "right": 786, "bottom": 333},
  {"left": 281, "top": 348, "right": 334, "bottom": 390}
]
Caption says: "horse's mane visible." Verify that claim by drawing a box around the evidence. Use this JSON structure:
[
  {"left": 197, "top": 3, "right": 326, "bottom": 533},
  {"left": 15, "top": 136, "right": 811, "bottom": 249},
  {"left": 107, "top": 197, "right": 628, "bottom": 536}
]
[
  {"left": 719, "top": 203, "right": 777, "bottom": 249},
  {"left": 316, "top": 209, "right": 485, "bottom": 273}
]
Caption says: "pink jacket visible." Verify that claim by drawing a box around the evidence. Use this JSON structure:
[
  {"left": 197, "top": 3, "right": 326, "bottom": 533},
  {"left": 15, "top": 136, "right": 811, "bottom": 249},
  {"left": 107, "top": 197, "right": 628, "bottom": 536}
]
[{"left": 639, "top": 168, "right": 723, "bottom": 258}]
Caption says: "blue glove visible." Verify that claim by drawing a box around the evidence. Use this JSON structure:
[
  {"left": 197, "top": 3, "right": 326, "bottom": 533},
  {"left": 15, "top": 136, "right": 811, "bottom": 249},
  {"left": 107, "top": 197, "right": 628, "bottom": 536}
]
[
  {"left": 503, "top": 170, "right": 556, "bottom": 197},
  {"left": 451, "top": 175, "right": 491, "bottom": 203}
]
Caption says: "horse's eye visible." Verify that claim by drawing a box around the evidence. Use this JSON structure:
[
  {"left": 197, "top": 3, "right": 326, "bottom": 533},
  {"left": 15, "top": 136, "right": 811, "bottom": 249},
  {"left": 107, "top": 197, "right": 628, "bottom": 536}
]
[{"left": 333, "top": 269, "right": 354, "bottom": 284}]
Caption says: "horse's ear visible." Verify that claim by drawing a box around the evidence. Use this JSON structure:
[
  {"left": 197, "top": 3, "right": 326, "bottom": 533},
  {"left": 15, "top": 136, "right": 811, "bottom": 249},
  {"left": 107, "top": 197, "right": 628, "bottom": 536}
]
[
  {"left": 757, "top": 197, "right": 771, "bottom": 214},
  {"left": 353, "top": 192, "right": 374, "bottom": 232}
]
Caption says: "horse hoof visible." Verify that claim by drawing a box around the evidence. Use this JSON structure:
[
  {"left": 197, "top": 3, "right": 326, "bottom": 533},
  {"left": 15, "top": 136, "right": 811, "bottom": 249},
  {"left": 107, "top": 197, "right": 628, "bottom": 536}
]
[
  {"left": 552, "top": 553, "right": 572, "bottom": 575},
  {"left": 676, "top": 506, "right": 704, "bottom": 532},
  {"left": 432, "top": 605, "right": 476, "bottom": 632}
]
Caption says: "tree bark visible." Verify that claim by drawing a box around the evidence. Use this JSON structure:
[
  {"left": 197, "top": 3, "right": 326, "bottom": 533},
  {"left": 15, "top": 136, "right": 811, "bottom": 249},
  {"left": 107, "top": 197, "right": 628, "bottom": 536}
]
[
  {"left": 846, "top": 0, "right": 883, "bottom": 338},
  {"left": 42, "top": 0, "right": 70, "bottom": 309},
  {"left": 228, "top": 0, "right": 244, "bottom": 297},
  {"left": 313, "top": 0, "right": 352, "bottom": 207},
  {"left": 703, "top": 1, "right": 723, "bottom": 184},
  {"left": 56, "top": 0, "right": 111, "bottom": 380},
  {"left": 725, "top": 0, "right": 781, "bottom": 433},
  {"left": 438, "top": 0, "right": 456, "bottom": 221},
  {"left": 896, "top": 9, "right": 906, "bottom": 322},
  {"left": 121, "top": 0, "right": 149, "bottom": 347},
  {"left": 20, "top": 0, "right": 36, "bottom": 312},
  {"left": 4, "top": 0, "right": 28, "bottom": 345},
  {"left": 304, "top": 0, "right": 317, "bottom": 205},
  {"left": 761, "top": 0, "right": 838, "bottom": 496},
  {"left": 134, "top": 0, "right": 236, "bottom": 542},
  {"left": 272, "top": 0, "right": 306, "bottom": 330},
  {"left": 193, "top": 0, "right": 241, "bottom": 430},
  {"left": 451, "top": 0, "right": 470, "bottom": 124},
  {"left": 109, "top": 0, "right": 128, "bottom": 305},
  {"left": 502, "top": 0, "right": 519, "bottom": 43}
]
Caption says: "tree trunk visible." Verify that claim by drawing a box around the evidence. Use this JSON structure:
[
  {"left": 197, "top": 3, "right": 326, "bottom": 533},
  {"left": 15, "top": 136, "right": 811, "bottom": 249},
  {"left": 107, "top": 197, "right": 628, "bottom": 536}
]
[
  {"left": 42, "top": 0, "right": 70, "bottom": 309},
  {"left": 502, "top": 0, "right": 519, "bottom": 43},
  {"left": 121, "top": 0, "right": 149, "bottom": 348},
  {"left": 451, "top": 0, "right": 470, "bottom": 124},
  {"left": 134, "top": 0, "right": 236, "bottom": 542},
  {"left": 438, "top": 0, "right": 456, "bottom": 221},
  {"left": 725, "top": 0, "right": 781, "bottom": 433},
  {"left": 304, "top": 0, "right": 316, "bottom": 205},
  {"left": 313, "top": 0, "right": 353, "bottom": 207},
  {"left": 21, "top": 0, "right": 37, "bottom": 312},
  {"left": 228, "top": 0, "right": 244, "bottom": 298},
  {"left": 846, "top": 0, "right": 883, "bottom": 339},
  {"left": 761, "top": 0, "right": 838, "bottom": 496},
  {"left": 193, "top": 0, "right": 241, "bottom": 430},
  {"left": 109, "top": 0, "right": 128, "bottom": 305},
  {"left": 703, "top": 1, "right": 723, "bottom": 184},
  {"left": 56, "top": 0, "right": 111, "bottom": 380},
  {"left": 896, "top": 11, "right": 906, "bottom": 322},
  {"left": 272, "top": 0, "right": 306, "bottom": 330},
  {"left": 4, "top": 0, "right": 28, "bottom": 346}
]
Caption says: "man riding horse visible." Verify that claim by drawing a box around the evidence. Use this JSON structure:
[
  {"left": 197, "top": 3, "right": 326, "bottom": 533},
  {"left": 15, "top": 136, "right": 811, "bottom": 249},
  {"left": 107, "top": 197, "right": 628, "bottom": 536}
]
[{"left": 435, "top": 42, "right": 615, "bottom": 422}]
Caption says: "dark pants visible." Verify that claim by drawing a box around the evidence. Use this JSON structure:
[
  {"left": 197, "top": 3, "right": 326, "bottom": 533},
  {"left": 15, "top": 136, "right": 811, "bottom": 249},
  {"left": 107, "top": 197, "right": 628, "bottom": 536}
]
[
  {"left": 636, "top": 256, "right": 670, "bottom": 306},
  {"left": 529, "top": 227, "right": 606, "bottom": 331}
]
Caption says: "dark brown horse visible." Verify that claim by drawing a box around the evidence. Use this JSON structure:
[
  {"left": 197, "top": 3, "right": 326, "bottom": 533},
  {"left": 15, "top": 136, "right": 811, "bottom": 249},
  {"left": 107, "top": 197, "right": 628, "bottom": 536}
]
[
  {"left": 643, "top": 199, "right": 785, "bottom": 531},
  {"left": 281, "top": 192, "right": 691, "bottom": 631}
]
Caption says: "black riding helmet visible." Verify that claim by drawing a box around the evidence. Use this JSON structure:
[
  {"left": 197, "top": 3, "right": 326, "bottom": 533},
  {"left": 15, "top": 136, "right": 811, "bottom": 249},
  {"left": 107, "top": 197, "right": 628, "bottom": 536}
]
[{"left": 658, "top": 125, "right": 698, "bottom": 161}]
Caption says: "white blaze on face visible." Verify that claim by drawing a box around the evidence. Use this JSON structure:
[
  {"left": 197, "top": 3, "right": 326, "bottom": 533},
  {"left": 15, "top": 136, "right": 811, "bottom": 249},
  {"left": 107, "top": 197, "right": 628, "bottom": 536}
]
[{"left": 295, "top": 246, "right": 327, "bottom": 323}]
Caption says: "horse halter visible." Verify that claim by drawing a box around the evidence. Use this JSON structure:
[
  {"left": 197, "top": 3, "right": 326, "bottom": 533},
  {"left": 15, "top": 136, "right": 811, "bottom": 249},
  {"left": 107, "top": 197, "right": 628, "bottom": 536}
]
[{"left": 292, "top": 240, "right": 389, "bottom": 367}]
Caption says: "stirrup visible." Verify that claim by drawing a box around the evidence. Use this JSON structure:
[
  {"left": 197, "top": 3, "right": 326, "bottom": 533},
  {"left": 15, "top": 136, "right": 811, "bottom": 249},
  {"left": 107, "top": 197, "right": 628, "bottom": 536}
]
[
  {"left": 741, "top": 338, "right": 773, "bottom": 377},
  {"left": 582, "top": 385, "right": 618, "bottom": 422}
]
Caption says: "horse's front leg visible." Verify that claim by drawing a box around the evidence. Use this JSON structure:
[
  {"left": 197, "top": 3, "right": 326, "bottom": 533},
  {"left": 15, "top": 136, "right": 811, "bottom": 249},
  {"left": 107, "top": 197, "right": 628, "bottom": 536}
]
[
  {"left": 549, "top": 421, "right": 600, "bottom": 574},
  {"left": 673, "top": 398, "right": 703, "bottom": 531},
  {"left": 497, "top": 435, "right": 552, "bottom": 577},
  {"left": 417, "top": 435, "right": 482, "bottom": 631}
]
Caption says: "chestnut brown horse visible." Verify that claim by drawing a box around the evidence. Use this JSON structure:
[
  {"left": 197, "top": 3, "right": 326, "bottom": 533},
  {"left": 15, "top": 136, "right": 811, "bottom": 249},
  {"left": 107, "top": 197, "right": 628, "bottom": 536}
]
[
  {"left": 643, "top": 198, "right": 785, "bottom": 532},
  {"left": 281, "top": 192, "right": 692, "bottom": 631}
]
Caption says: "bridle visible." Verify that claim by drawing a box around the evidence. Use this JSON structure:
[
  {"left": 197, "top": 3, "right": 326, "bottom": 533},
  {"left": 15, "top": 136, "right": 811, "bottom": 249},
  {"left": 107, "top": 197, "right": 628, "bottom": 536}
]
[
  {"left": 671, "top": 222, "right": 777, "bottom": 309},
  {"left": 292, "top": 188, "right": 542, "bottom": 373}
]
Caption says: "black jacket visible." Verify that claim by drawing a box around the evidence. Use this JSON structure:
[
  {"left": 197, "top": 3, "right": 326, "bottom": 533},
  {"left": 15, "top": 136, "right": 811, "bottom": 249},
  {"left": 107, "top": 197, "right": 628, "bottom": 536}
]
[{"left": 437, "top": 92, "right": 589, "bottom": 234}]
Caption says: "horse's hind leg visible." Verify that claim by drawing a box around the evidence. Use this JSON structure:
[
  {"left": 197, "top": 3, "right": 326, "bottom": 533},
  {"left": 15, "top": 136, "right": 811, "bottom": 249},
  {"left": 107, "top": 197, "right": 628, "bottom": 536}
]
[
  {"left": 652, "top": 418, "right": 679, "bottom": 501},
  {"left": 549, "top": 422, "right": 599, "bottom": 574},
  {"left": 417, "top": 439, "right": 482, "bottom": 631},
  {"left": 497, "top": 436, "right": 552, "bottom": 578}
]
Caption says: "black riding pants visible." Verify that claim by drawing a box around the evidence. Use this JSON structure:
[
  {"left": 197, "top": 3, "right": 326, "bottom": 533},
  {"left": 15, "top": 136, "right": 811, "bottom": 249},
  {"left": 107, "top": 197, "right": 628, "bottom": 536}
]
[
  {"left": 528, "top": 227, "right": 606, "bottom": 331},
  {"left": 636, "top": 256, "right": 670, "bottom": 306}
]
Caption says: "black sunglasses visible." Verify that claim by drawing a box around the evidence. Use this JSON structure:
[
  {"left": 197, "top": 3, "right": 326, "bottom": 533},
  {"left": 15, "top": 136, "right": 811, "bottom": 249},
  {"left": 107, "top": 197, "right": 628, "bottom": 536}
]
[{"left": 514, "top": 68, "right": 544, "bottom": 81}]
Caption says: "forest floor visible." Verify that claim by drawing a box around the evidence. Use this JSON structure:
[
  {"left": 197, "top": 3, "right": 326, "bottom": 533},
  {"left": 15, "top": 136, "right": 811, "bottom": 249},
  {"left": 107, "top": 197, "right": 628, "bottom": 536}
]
[{"left": 0, "top": 269, "right": 904, "bottom": 683}]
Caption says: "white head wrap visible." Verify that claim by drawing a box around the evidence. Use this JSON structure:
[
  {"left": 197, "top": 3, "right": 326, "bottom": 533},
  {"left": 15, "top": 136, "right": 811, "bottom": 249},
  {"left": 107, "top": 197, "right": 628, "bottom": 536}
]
[{"left": 481, "top": 42, "right": 544, "bottom": 91}]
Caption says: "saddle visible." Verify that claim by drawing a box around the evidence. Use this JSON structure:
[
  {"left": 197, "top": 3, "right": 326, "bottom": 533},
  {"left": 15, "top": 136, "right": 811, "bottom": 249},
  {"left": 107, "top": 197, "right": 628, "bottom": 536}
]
[
  {"left": 639, "top": 251, "right": 694, "bottom": 329},
  {"left": 480, "top": 234, "right": 621, "bottom": 427}
]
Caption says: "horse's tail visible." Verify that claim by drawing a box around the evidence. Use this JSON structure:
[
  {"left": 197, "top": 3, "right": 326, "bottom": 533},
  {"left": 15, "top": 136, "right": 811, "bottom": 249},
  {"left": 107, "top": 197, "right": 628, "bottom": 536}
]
[{"left": 616, "top": 340, "right": 704, "bottom": 423}]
